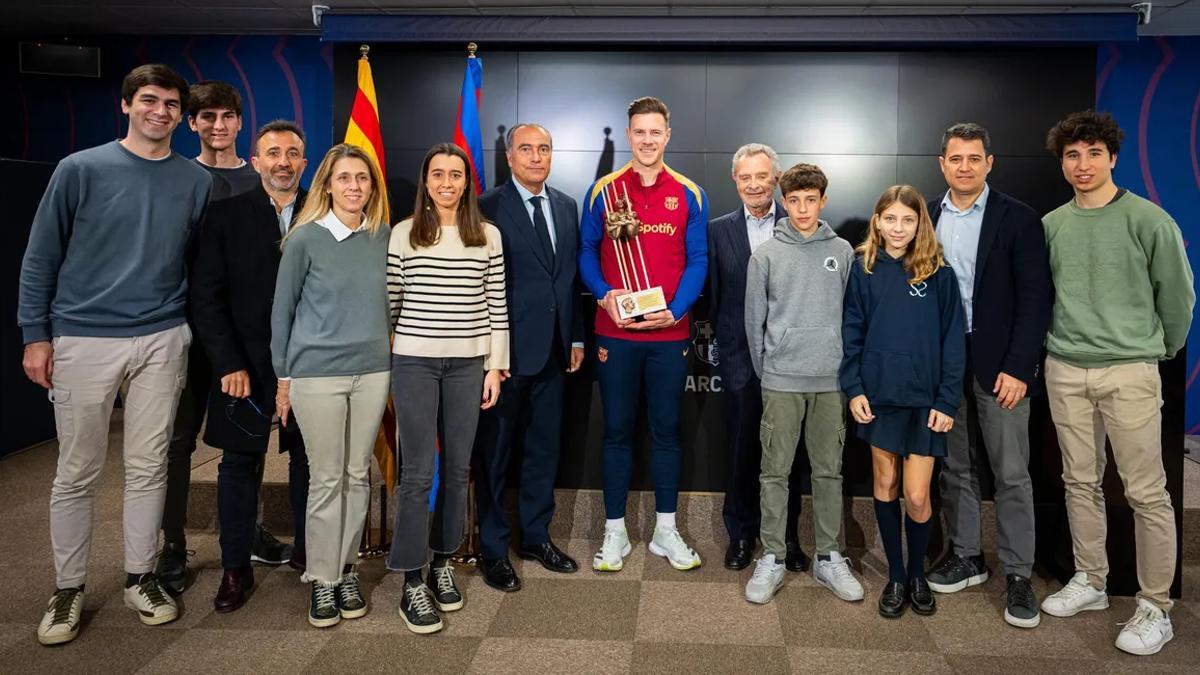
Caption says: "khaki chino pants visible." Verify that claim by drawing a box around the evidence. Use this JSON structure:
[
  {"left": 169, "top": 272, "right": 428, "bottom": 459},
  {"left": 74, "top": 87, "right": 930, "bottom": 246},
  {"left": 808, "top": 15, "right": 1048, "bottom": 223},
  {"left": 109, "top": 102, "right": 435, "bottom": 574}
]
[
  {"left": 48, "top": 324, "right": 191, "bottom": 588},
  {"left": 1045, "top": 355, "right": 1175, "bottom": 611}
]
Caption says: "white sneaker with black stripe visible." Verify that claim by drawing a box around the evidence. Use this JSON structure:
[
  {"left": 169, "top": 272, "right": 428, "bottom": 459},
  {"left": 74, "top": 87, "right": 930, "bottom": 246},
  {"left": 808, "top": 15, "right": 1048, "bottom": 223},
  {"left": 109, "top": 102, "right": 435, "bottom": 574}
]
[
  {"left": 37, "top": 587, "right": 84, "bottom": 645},
  {"left": 123, "top": 573, "right": 179, "bottom": 625}
]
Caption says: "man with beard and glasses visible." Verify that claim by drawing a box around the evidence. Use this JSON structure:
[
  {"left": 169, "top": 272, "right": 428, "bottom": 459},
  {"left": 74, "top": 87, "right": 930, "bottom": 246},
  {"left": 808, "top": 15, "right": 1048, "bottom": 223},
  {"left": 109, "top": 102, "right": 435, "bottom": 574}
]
[
  {"left": 157, "top": 84, "right": 294, "bottom": 594},
  {"left": 190, "top": 120, "right": 311, "bottom": 613}
]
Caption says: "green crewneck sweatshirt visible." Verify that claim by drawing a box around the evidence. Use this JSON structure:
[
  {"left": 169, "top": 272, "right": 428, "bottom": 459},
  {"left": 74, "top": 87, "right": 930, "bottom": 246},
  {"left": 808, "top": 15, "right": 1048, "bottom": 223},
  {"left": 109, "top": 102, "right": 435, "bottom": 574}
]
[{"left": 1043, "top": 191, "right": 1194, "bottom": 368}]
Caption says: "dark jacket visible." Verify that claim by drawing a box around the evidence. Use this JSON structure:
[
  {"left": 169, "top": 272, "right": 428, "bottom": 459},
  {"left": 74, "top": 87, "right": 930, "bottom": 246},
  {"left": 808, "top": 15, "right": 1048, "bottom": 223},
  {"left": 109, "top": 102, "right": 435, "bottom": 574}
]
[
  {"left": 707, "top": 201, "right": 785, "bottom": 392},
  {"left": 190, "top": 183, "right": 306, "bottom": 452},
  {"left": 478, "top": 180, "right": 582, "bottom": 377},
  {"left": 929, "top": 189, "right": 1051, "bottom": 394},
  {"left": 840, "top": 253, "right": 965, "bottom": 417}
]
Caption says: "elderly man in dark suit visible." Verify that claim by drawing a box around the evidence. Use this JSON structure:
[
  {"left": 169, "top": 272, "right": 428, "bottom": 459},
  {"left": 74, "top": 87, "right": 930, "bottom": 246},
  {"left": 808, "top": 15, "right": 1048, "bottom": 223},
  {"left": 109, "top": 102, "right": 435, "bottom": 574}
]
[
  {"left": 473, "top": 122, "right": 584, "bottom": 592},
  {"left": 190, "top": 120, "right": 311, "bottom": 613},
  {"left": 924, "top": 122, "right": 1051, "bottom": 629},
  {"left": 707, "top": 143, "right": 808, "bottom": 572}
]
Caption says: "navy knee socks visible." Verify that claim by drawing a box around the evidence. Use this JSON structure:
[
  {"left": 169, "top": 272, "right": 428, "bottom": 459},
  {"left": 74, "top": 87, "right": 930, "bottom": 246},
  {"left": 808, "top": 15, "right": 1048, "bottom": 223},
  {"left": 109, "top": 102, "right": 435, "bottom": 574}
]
[
  {"left": 905, "top": 514, "right": 931, "bottom": 582},
  {"left": 874, "top": 498, "right": 905, "bottom": 583}
]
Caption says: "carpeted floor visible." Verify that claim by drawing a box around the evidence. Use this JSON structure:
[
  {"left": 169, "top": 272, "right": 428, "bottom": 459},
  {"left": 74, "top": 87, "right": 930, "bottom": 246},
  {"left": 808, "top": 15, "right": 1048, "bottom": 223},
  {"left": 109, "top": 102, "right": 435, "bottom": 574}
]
[{"left": 2, "top": 428, "right": 1198, "bottom": 674}]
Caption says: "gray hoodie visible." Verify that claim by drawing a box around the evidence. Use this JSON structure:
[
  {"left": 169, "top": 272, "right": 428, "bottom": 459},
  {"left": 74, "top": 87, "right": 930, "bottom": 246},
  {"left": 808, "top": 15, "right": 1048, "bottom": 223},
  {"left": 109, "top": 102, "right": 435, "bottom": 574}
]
[{"left": 744, "top": 218, "right": 854, "bottom": 393}]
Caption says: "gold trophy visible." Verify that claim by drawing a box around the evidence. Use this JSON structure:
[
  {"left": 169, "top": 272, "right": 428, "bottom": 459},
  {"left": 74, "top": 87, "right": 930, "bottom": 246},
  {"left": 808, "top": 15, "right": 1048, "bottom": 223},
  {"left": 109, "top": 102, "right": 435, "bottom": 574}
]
[{"left": 602, "top": 182, "right": 667, "bottom": 320}]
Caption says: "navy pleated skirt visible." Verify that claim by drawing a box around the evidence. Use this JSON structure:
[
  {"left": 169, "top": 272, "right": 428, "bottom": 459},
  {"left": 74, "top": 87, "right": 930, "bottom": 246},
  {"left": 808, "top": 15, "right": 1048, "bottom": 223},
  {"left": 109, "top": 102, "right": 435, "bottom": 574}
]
[{"left": 855, "top": 405, "right": 947, "bottom": 458}]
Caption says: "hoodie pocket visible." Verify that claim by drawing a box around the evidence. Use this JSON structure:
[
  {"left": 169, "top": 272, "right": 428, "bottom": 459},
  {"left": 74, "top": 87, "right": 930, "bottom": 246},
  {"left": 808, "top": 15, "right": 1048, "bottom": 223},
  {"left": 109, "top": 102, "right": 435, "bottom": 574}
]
[
  {"left": 767, "top": 327, "right": 841, "bottom": 377},
  {"left": 861, "top": 349, "right": 927, "bottom": 406}
]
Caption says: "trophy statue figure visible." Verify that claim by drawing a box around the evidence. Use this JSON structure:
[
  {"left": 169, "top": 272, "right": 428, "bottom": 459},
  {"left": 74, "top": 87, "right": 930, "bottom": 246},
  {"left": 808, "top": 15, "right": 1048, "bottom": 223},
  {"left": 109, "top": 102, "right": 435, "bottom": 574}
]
[{"left": 602, "top": 182, "right": 667, "bottom": 320}]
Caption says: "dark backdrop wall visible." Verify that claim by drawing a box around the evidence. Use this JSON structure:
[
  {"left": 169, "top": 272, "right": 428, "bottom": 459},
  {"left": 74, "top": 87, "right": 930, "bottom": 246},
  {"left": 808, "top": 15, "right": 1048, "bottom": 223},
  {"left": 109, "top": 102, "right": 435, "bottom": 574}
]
[{"left": 334, "top": 45, "right": 1093, "bottom": 495}]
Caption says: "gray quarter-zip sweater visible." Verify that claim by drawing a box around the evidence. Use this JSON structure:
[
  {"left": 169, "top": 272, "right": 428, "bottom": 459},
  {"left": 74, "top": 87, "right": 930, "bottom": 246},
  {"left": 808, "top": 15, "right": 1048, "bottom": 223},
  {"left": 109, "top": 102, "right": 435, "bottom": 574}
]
[{"left": 744, "top": 219, "right": 854, "bottom": 393}]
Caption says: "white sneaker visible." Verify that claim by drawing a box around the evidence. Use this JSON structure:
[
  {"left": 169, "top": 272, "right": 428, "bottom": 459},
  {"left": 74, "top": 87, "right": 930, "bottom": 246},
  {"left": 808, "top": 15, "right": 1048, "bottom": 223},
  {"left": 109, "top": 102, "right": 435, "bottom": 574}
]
[
  {"left": 123, "top": 573, "right": 179, "bottom": 626},
  {"left": 812, "top": 552, "right": 865, "bottom": 602},
  {"left": 593, "top": 529, "right": 632, "bottom": 572},
  {"left": 37, "top": 588, "right": 83, "bottom": 646},
  {"left": 1040, "top": 572, "right": 1109, "bottom": 617},
  {"left": 1115, "top": 598, "right": 1174, "bottom": 656},
  {"left": 745, "top": 555, "right": 785, "bottom": 604},
  {"left": 648, "top": 527, "right": 702, "bottom": 571}
]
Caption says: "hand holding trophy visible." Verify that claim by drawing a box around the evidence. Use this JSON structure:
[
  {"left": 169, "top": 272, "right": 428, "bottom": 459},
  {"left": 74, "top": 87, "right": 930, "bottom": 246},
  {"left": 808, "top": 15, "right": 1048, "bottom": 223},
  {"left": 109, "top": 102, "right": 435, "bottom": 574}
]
[{"left": 602, "top": 182, "right": 668, "bottom": 321}]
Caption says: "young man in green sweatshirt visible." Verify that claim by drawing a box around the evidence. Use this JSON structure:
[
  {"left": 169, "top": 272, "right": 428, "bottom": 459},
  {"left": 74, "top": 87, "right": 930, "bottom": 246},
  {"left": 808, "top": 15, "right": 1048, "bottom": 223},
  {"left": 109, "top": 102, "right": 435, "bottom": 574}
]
[
  {"left": 742, "top": 163, "right": 860, "bottom": 605},
  {"left": 1039, "top": 110, "right": 1194, "bottom": 656}
]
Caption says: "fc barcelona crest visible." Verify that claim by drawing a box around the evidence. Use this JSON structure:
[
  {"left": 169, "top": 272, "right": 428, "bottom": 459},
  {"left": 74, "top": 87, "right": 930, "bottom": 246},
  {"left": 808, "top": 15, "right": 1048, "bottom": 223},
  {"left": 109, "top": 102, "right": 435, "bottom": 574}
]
[
  {"left": 691, "top": 320, "right": 719, "bottom": 366},
  {"left": 664, "top": 196, "right": 679, "bottom": 211}
]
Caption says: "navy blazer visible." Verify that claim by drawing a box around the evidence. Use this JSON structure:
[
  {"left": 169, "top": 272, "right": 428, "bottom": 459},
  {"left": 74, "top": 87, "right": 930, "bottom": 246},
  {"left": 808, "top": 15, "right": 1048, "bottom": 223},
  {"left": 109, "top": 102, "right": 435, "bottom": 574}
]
[
  {"left": 707, "top": 201, "right": 785, "bottom": 392},
  {"left": 929, "top": 188, "right": 1052, "bottom": 394},
  {"left": 479, "top": 180, "right": 583, "bottom": 377}
]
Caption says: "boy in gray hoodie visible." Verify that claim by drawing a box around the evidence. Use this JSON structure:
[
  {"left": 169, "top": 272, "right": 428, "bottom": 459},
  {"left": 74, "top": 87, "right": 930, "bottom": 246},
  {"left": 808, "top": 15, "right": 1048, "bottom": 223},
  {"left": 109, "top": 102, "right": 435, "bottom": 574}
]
[{"left": 743, "top": 163, "right": 862, "bottom": 605}]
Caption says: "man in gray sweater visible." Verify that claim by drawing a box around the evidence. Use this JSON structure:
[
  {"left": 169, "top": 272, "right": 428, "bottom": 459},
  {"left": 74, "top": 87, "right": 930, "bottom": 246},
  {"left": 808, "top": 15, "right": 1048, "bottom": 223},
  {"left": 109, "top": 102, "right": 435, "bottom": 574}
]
[
  {"left": 742, "top": 163, "right": 861, "bottom": 605},
  {"left": 18, "top": 64, "right": 211, "bottom": 645}
]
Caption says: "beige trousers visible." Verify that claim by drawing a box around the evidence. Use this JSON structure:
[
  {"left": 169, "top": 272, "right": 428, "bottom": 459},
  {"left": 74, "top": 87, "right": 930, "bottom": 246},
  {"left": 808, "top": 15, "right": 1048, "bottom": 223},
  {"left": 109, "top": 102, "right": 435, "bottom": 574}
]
[
  {"left": 48, "top": 324, "right": 191, "bottom": 588},
  {"left": 1044, "top": 355, "right": 1175, "bottom": 611}
]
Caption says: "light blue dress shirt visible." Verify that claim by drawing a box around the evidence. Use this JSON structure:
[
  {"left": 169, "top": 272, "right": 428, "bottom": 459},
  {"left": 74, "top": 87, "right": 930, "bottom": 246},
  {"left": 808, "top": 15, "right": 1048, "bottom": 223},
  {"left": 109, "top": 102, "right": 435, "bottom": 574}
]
[
  {"left": 745, "top": 202, "right": 777, "bottom": 253},
  {"left": 512, "top": 179, "right": 557, "bottom": 252},
  {"left": 937, "top": 183, "right": 988, "bottom": 333},
  {"left": 274, "top": 196, "right": 297, "bottom": 237}
]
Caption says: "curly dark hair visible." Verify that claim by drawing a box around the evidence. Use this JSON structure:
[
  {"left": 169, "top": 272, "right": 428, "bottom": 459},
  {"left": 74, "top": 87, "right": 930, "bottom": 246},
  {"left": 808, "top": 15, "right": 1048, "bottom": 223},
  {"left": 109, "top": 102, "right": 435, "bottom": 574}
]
[
  {"left": 1045, "top": 110, "right": 1124, "bottom": 158},
  {"left": 779, "top": 163, "right": 828, "bottom": 197}
]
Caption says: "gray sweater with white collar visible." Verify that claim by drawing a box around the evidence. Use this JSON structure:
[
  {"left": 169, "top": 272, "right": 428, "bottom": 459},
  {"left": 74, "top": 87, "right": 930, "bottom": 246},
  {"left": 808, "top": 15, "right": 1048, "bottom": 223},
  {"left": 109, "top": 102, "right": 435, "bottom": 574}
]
[{"left": 270, "top": 217, "right": 392, "bottom": 379}]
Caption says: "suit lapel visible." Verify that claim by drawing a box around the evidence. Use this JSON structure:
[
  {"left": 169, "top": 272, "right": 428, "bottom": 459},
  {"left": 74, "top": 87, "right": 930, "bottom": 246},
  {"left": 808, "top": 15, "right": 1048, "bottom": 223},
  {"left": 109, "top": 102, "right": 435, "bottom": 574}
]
[
  {"left": 731, "top": 208, "right": 752, "bottom": 266},
  {"left": 549, "top": 190, "right": 572, "bottom": 276},
  {"left": 973, "top": 192, "right": 1003, "bottom": 299},
  {"left": 501, "top": 182, "right": 552, "bottom": 274}
]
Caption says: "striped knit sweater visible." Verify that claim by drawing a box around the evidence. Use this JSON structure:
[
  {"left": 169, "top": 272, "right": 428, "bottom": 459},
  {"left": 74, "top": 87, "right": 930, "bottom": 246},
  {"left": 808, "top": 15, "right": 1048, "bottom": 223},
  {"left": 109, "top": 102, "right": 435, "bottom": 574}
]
[{"left": 387, "top": 218, "right": 510, "bottom": 371}]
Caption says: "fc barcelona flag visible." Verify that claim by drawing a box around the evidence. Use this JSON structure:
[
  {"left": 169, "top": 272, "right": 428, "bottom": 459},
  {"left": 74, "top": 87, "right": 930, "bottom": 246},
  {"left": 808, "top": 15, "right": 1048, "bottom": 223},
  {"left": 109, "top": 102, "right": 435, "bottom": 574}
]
[
  {"left": 453, "top": 46, "right": 486, "bottom": 194},
  {"left": 343, "top": 45, "right": 396, "bottom": 492}
]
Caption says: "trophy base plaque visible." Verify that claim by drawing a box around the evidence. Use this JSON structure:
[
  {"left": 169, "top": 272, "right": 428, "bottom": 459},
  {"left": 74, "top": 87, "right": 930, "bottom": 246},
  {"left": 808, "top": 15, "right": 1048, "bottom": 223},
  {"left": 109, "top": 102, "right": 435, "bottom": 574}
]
[{"left": 616, "top": 286, "right": 667, "bottom": 320}]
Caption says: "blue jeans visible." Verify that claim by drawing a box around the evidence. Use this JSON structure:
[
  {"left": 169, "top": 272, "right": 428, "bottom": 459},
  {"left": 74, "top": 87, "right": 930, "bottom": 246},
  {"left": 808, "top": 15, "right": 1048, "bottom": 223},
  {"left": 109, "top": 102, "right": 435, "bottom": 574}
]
[{"left": 595, "top": 336, "right": 690, "bottom": 518}]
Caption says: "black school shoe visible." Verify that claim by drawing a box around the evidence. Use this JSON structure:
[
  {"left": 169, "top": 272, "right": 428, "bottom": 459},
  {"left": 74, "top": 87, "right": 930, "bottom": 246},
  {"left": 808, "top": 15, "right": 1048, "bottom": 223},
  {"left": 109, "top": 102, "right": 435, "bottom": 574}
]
[
  {"left": 785, "top": 541, "right": 810, "bottom": 572},
  {"left": 879, "top": 581, "right": 907, "bottom": 618},
  {"left": 909, "top": 577, "right": 937, "bottom": 616}
]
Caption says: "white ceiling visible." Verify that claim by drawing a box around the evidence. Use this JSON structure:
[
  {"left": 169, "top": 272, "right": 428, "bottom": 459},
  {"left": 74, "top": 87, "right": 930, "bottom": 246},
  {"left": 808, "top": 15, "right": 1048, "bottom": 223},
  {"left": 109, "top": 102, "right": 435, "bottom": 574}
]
[{"left": 2, "top": 0, "right": 1196, "bottom": 36}]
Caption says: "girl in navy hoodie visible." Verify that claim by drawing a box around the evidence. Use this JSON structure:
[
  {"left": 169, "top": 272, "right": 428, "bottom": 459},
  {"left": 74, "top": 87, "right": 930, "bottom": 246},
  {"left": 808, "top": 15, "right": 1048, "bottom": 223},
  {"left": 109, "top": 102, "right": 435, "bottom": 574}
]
[{"left": 840, "top": 185, "right": 965, "bottom": 619}]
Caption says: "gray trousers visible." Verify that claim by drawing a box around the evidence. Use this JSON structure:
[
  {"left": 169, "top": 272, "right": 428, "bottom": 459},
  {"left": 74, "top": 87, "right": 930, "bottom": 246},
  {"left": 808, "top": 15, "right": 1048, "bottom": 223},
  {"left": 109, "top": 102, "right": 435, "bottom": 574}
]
[
  {"left": 940, "top": 377, "right": 1035, "bottom": 577},
  {"left": 387, "top": 355, "right": 484, "bottom": 572},
  {"left": 288, "top": 371, "right": 390, "bottom": 586},
  {"left": 48, "top": 324, "right": 191, "bottom": 588}
]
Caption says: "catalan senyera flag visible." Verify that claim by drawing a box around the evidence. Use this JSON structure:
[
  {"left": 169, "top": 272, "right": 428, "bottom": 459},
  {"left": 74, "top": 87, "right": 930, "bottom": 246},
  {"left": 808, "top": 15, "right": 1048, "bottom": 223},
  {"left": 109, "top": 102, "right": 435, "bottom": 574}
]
[
  {"left": 343, "top": 48, "right": 396, "bottom": 492},
  {"left": 453, "top": 54, "right": 486, "bottom": 194}
]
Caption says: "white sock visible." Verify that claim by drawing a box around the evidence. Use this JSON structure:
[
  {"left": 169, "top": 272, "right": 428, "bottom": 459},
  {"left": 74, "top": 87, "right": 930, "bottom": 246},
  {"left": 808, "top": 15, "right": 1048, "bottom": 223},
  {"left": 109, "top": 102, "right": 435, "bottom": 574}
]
[
  {"left": 605, "top": 517, "right": 626, "bottom": 533},
  {"left": 656, "top": 512, "right": 676, "bottom": 531}
]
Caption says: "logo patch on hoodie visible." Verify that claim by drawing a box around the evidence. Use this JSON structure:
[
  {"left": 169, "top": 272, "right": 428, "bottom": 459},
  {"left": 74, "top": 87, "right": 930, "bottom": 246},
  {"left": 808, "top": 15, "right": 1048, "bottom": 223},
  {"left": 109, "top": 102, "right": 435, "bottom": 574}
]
[
  {"left": 909, "top": 281, "right": 928, "bottom": 298},
  {"left": 823, "top": 256, "right": 839, "bottom": 272}
]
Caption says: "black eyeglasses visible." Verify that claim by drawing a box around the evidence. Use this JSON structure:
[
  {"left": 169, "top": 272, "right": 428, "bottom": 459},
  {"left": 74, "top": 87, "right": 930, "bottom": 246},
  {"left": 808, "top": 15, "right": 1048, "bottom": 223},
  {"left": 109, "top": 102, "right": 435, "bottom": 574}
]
[{"left": 224, "top": 396, "right": 272, "bottom": 438}]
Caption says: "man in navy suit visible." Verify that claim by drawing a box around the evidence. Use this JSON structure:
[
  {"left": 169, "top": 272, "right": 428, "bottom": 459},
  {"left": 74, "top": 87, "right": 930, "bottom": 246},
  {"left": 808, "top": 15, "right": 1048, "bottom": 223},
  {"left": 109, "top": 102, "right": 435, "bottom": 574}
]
[
  {"left": 707, "top": 143, "right": 807, "bottom": 572},
  {"left": 473, "top": 123, "right": 584, "bottom": 592},
  {"left": 924, "top": 123, "right": 1051, "bottom": 629}
]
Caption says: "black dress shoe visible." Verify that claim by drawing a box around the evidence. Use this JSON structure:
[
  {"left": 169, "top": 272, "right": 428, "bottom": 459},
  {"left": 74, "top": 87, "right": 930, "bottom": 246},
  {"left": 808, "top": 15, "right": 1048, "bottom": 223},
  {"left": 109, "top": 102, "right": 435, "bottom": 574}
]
[
  {"left": 517, "top": 541, "right": 579, "bottom": 573},
  {"left": 481, "top": 557, "right": 521, "bottom": 592},
  {"left": 214, "top": 567, "right": 254, "bottom": 613},
  {"left": 785, "top": 541, "right": 810, "bottom": 572},
  {"left": 878, "top": 581, "right": 908, "bottom": 618},
  {"left": 724, "top": 539, "right": 753, "bottom": 570},
  {"left": 909, "top": 577, "right": 937, "bottom": 616}
]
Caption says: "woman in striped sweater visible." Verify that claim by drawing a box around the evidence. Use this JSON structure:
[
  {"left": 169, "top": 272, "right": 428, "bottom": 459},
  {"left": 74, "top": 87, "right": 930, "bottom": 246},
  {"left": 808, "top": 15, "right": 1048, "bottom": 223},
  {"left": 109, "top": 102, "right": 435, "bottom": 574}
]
[{"left": 386, "top": 143, "right": 509, "bottom": 634}]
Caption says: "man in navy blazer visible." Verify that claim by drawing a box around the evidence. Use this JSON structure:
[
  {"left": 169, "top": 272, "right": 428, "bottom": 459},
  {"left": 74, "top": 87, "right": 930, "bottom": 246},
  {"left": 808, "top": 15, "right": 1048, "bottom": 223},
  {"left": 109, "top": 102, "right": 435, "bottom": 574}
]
[
  {"left": 924, "top": 123, "right": 1051, "bottom": 629},
  {"left": 473, "top": 123, "right": 584, "bottom": 592},
  {"left": 708, "top": 143, "right": 807, "bottom": 572}
]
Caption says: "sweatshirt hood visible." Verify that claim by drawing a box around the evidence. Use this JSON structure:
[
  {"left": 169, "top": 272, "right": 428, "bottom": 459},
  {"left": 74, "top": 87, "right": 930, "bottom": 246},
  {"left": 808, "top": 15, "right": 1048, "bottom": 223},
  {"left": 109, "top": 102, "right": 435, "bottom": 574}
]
[{"left": 773, "top": 218, "right": 835, "bottom": 245}]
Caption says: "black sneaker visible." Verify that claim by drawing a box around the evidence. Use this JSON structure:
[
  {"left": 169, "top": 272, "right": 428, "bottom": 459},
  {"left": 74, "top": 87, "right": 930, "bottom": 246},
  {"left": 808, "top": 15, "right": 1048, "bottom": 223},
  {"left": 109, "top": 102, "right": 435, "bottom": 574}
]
[
  {"left": 154, "top": 542, "right": 190, "bottom": 595},
  {"left": 430, "top": 562, "right": 464, "bottom": 611},
  {"left": 251, "top": 526, "right": 292, "bottom": 566},
  {"left": 1004, "top": 574, "right": 1041, "bottom": 628},
  {"left": 909, "top": 577, "right": 937, "bottom": 616},
  {"left": 308, "top": 582, "right": 340, "bottom": 628},
  {"left": 337, "top": 569, "right": 368, "bottom": 619},
  {"left": 926, "top": 552, "right": 988, "bottom": 593},
  {"left": 400, "top": 582, "right": 443, "bottom": 634}
]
